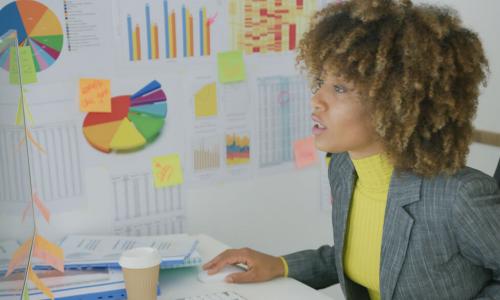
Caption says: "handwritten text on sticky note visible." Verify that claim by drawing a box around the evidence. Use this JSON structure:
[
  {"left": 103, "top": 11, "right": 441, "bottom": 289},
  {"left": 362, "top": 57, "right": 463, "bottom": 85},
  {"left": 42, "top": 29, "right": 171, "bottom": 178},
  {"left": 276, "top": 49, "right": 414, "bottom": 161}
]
[
  {"left": 152, "top": 154, "right": 184, "bottom": 188},
  {"left": 79, "top": 78, "right": 111, "bottom": 112},
  {"left": 217, "top": 50, "right": 246, "bottom": 83},
  {"left": 294, "top": 136, "right": 318, "bottom": 169}
]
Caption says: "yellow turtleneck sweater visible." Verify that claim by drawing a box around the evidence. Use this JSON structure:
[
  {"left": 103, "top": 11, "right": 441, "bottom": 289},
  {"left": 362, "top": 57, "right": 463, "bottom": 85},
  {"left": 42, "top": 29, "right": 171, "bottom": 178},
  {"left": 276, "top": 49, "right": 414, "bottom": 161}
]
[{"left": 343, "top": 153, "right": 394, "bottom": 300}]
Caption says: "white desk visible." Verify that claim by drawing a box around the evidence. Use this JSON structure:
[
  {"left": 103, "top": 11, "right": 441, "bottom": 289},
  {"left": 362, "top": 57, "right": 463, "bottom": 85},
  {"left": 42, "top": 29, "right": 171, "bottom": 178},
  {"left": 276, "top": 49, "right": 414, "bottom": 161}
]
[{"left": 158, "top": 234, "right": 335, "bottom": 300}]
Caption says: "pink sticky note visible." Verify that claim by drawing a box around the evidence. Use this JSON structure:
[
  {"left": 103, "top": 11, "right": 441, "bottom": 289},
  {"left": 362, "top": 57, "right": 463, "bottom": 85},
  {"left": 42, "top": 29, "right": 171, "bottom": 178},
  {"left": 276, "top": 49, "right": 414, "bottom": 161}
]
[
  {"left": 33, "top": 193, "right": 50, "bottom": 223},
  {"left": 294, "top": 136, "right": 318, "bottom": 168}
]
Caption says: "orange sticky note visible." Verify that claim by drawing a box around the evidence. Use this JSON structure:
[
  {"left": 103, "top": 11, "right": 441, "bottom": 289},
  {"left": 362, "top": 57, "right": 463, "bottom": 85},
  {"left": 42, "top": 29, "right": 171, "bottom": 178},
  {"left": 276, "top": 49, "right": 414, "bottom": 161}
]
[
  {"left": 28, "top": 268, "right": 54, "bottom": 300},
  {"left": 152, "top": 154, "right": 184, "bottom": 188},
  {"left": 33, "top": 193, "right": 50, "bottom": 223},
  {"left": 33, "top": 235, "right": 64, "bottom": 273},
  {"left": 79, "top": 78, "right": 111, "bottom": 112},
  {"left": 6, "top": 239, "right": 31, "bottom": 277},
  {"left": 294, "top": 136, "right": 318, "bottom": 168}
]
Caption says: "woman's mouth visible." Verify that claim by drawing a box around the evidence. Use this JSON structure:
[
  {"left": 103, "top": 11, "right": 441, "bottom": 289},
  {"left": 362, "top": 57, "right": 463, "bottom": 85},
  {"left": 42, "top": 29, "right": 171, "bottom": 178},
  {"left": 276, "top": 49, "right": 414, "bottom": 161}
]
[{"left": 312, "top": 115, "right": 327, "bottom": 135}]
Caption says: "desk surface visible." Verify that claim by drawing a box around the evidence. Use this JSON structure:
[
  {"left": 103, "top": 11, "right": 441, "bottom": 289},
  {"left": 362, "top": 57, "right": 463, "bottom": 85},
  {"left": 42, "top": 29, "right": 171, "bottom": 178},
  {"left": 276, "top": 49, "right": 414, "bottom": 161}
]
[{"left": 158, "top": 234, "right": 335, "bottom": 300}]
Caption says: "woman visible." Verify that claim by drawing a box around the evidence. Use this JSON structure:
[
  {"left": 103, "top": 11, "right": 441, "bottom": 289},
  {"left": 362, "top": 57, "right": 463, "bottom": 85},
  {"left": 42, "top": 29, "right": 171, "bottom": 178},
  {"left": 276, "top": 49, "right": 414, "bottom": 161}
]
[{"left": 203, "top": 0, "right": 500, "bottom": 299}]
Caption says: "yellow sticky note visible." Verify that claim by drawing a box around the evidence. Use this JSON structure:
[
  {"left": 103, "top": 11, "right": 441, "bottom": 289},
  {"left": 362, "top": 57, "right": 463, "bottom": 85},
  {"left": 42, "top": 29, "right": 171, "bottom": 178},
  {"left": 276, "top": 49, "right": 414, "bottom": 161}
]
[
  {"left": 217, "top": 50, "right": 246, "bottom": 83},
  {"left": 194, "top": 82, "right": 217, "bottom": 117},
  {"left": 15, "top": 94, "right": 34, "bottom": 126},
  {"left": 33, "top": 234, "right": 64, "bottom": 273},
  {"left": 152, "top": 154, "right": 184, "bottom": 188},
  {"left": 294, "top": 136, "right": 318, "bottom": 168},
  {"left": 9, "top": 46, "right": 38, "bottom": 85},
  {"left": 79, "top": 78, "right": 111, "bottom": 112},
  {"left": 28, "top": 268, "right": 54, "bottom": 300}
]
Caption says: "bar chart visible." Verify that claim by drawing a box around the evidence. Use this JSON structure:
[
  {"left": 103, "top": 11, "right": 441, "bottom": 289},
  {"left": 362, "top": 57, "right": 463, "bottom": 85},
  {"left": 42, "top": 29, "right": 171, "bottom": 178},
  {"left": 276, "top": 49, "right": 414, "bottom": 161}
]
[
  {"left": 192, "top": 135, "right": 220, "bottom": 171},
  {"left": 125, "top": 0, "right": 217, "bottom": 61}
]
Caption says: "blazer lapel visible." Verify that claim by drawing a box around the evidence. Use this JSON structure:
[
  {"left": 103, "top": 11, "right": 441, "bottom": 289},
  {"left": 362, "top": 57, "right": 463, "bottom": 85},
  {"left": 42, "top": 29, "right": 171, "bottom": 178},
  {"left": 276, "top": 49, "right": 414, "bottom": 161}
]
[{"left": 379, "top": 171, "right": 422, "bottom": 300}]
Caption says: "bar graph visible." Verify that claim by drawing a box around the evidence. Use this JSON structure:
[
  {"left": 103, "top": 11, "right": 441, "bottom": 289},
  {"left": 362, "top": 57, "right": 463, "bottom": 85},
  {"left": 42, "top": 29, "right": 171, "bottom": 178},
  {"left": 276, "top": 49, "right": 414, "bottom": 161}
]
[
  {"left": 192, "top": 135, "right": 220, "bottom": 171},
  {"left": 125, "top": 0, "right": 216, "bottom": 61}
]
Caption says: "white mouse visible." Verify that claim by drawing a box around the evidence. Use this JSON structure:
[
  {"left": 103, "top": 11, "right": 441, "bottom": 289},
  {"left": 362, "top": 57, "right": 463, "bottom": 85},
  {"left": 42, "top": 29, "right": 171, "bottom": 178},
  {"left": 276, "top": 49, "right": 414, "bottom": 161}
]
[{"left": 198, "top": 264, "right": 246, "bottom": 283}]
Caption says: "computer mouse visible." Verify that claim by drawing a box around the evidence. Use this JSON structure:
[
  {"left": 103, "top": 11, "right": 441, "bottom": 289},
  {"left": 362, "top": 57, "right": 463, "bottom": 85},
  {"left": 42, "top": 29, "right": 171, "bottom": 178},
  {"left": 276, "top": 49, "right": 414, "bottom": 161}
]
[{"left": 197, "top": 264, "right": 246, "bottom": 283}]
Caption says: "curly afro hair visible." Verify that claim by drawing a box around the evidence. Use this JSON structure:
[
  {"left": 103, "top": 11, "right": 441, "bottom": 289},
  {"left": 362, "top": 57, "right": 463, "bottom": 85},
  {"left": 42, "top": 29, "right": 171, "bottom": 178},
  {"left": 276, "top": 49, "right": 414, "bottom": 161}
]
[{"left": 298, "top": 0, "right": 489, "bottom": 176}]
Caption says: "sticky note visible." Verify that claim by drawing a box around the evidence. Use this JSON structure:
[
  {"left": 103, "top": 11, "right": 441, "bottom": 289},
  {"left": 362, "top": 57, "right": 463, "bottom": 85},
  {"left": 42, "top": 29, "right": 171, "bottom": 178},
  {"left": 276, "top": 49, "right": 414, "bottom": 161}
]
[
  {"left": 22, "top": 282, "right": 29, "bottom": 300},
  {"left": 294, "top": 136, "right": 318, "bottom": 168},
  {"left": 152, "top": 154, "right": 184, "bottom": 188},
  {"left": 16, "top": 94, "right": 33, "bottom": 126},
  {"left": 217, "top": 50, "right": 246, "bottom": 83},
  {"left": 194, "top": 82, "right": 217, "bottom": 117},
  {"left": 79, "top": 78, "right": 111, "bottom": 112},
  {"left": 28, "top": 268, "right": 54, "bottom": 300},
  {"left": 9, "top": 46, "right": 38, "bottom": 85},
  {"left": 33, "top": 234, "right": 64, "bottom": 273},
  {"left": 6, "top": 238, "right": 31, "bottom": 277},
  {"left": 33, "top": 193, "right": 51, "bottom": 223}
]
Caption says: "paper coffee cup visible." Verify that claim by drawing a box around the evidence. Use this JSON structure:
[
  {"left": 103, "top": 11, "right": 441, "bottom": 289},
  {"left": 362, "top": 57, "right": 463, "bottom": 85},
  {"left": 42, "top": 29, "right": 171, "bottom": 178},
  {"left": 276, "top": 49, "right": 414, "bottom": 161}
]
[{"left": 119, "top": 247, "right": 161, "bottom": 300}]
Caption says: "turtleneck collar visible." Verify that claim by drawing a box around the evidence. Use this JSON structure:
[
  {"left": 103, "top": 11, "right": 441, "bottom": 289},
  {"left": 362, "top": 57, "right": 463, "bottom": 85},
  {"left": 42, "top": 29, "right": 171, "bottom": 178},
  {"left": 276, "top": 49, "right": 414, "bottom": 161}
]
[{"left": 351, "top": 153, "right": 394, "bottom": 193}]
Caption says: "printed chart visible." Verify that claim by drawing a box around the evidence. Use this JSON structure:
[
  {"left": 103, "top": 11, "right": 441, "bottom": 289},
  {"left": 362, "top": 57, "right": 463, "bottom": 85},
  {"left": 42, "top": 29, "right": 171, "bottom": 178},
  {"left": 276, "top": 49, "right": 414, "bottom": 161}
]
[
  {"left": 229, "top": 0, "right": 316, "bottom": 54},
  {"left": 0, "top": 122, "right": 84, "bottom": 211},
  {"left": 0, "top": 0, "right": 63, "bottom": 72},
  {"left": 226, "top": 133, "right": 250, "bottom": 166},
  {"left": 257, "top": 75, "right": 312, "bottom": 167},
  {"left": 111, "top": 172, "right": 185, "bottom": 236},
  {"left": 192, "top": 135, "right": 220, "bottom": 171},
  {"left": 82, "top": 80, "right": 167, "bottom": 153},
  {"left": 194, "top": 82, "right": 217, "bottom": 118},
  {"left": 124, "top": 0, "right": 219, "bottom": 61}
]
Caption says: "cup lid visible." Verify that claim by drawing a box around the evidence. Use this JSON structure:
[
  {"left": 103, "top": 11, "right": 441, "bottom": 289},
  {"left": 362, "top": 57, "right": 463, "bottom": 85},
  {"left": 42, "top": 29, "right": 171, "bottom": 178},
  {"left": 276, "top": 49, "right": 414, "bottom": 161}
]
[{"left": 118, "top": 247, "right": 161, "bottom": 269}]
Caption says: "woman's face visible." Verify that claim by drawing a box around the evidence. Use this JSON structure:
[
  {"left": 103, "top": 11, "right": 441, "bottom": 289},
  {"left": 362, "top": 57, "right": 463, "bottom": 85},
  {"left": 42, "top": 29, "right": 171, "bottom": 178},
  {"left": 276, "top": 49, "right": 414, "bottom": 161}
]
[{"left": 311, "top": 74, "right": 383, "bottom": 158}]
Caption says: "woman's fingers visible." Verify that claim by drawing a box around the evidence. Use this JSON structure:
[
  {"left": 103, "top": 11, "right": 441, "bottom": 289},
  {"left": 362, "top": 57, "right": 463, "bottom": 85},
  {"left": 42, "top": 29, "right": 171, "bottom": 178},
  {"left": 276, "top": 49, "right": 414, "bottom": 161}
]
[{"left": 203, "top": 249, "right": 251, "bottom": 274}]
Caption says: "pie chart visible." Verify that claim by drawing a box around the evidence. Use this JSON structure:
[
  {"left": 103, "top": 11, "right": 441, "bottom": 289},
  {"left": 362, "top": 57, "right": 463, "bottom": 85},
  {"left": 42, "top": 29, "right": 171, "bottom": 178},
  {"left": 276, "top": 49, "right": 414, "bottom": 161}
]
[
  {"left": 82, "top": 80, "right": 168, "bottom": 153},
  {"left": 0, "top": 0, "right": 63, "bottom": 72}
]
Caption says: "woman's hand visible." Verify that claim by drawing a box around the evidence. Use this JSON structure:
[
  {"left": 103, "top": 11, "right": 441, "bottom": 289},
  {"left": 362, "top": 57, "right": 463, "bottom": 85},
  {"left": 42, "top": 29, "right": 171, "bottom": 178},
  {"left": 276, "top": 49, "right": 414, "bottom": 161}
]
[{"left": 202, "top": 248, "right": 285, "bottom": 283}]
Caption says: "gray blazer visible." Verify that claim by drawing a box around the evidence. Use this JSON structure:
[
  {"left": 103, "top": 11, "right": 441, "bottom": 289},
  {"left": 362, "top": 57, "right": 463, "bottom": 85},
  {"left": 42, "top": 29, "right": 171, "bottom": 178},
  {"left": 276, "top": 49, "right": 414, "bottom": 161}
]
[{"left": 284, "top": 152, "right": 500, "bottom": 299}]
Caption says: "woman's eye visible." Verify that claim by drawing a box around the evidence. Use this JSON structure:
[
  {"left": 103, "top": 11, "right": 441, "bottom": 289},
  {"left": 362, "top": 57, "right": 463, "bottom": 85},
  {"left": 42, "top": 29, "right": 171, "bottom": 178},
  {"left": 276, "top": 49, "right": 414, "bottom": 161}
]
[
  {"left": 312, "top": 79, "right": 324, "bottom": 94},
  {"left": 334, "top": 84, "right": 347, "bottom": 93}
]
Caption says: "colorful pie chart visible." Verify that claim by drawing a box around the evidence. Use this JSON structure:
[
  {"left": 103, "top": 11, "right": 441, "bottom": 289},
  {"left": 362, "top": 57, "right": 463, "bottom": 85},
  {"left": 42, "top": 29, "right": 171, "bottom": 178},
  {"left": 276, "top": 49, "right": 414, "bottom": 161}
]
[
  {"left": 0, "top": 0, "right": 63, "bottom": 72},
  {"left": 82, "top": 80, "right": 168, "bottom": 153}
]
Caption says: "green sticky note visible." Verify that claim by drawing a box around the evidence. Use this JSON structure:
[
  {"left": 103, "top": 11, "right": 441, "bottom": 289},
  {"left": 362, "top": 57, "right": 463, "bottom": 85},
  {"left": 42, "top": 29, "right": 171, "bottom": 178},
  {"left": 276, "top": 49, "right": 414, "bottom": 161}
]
[
  {"left": 22, "top": 281, "right": 29, "bottom": 300},
  {"left": 217, "top": 50, "right": 246, "bottom": 83},
  {"left": 16, "top": 94, "right": 34, "bottom": 126},
  {"left": 9, "top": 46, "right": 38, "bottom": 85}
]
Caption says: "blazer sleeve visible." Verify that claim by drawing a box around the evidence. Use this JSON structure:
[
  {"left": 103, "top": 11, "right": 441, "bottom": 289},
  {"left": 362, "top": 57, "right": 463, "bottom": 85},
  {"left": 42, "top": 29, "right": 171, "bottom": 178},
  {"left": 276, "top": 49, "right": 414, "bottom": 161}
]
[
  {"left": 282, "top": 245, "right": 339, "bottom": 289},
  {"left": 453, "top": 176, "right": 500, "bottom": 299}
]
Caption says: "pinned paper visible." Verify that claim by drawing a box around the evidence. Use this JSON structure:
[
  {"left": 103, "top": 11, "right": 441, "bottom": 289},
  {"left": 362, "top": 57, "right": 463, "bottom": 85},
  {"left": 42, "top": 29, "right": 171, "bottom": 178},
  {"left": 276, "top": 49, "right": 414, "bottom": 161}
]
[
  {"left": 6, "top": 238, "right": 31, "bottom": 277},
  {"left": 9, "top": 46, "right": 38, "bottom": 85},
  {"left": 79, "top": 78, "right": 111, "bottom": 112},
  {"left": 32, "top": 235, "right": 64, "bottom": 273},
  {"left": 294, "top": 136, "right": 318, "bottom": 168},
  {"left": 28, "top": 268, "right": 54, "bottom": 300},
  {"left": 152, "top": 154, "right": 184, "bottom": 188},
  {"left": 16, "top": 94, "right": 34, "bottom": 126},
  {"left": 217, "top": 50, "right": 246, "bottom": 83},
  {"left": 32, "top": 193, "right": 51, "bottom": 223}
]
